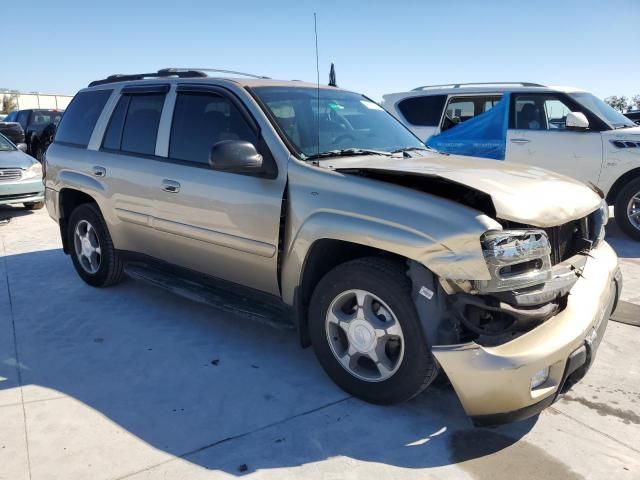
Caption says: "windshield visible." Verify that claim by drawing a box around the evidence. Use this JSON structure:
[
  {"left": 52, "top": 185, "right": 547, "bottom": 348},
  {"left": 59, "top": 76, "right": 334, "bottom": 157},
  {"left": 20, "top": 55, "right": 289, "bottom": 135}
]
[
  {"left": 0, "top": 133, "right": 16, "bottom": 151},
  {"left": 569, "top": 92, "right": 635, "bottom": 129},
  {"left": 252, "top": 87, "right": 425, "bottom": 158}
]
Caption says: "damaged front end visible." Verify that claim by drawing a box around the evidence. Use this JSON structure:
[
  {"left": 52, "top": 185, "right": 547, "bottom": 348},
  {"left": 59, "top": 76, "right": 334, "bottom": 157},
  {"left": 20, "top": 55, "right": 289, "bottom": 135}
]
[
  {"left": 409, "top": 199, "right": 618, "bottom": 423},
  {"left": 429, "top": 201, "right": 608, "bottom": 347}
]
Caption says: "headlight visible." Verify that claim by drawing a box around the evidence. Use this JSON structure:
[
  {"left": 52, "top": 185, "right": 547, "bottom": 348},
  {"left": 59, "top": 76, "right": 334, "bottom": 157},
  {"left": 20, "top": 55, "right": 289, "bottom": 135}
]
[
  {"left": 474, "top": 229, "right": 552, "bottom": 293},
  {"left": 22, "top": 162, "right": 43, "bottom": 180}
]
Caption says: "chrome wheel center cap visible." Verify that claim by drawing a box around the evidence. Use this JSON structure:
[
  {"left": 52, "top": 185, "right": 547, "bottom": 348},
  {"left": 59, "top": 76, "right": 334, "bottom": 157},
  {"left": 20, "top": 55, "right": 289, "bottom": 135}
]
[
  {"left": 348, "top": 319, "right": 376, "bottom": 352},
  {"left": 81, "top": 237, "right": 93, "bottom": 257}
]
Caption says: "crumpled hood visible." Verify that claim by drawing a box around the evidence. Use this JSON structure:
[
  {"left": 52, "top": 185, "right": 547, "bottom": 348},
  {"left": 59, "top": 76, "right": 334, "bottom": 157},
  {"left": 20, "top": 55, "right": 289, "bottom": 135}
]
[
  {"left": 327, "top": 152, "right": 602, "bottom": 227},
  {"left": 0, "top": 149, "right": 36, "bottom": 169}
]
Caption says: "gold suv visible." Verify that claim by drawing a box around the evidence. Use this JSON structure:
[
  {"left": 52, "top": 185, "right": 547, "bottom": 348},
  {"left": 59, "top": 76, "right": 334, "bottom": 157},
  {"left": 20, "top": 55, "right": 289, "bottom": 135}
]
[{"left": 44, "top": 69, "right": 621, "bottom": 425}]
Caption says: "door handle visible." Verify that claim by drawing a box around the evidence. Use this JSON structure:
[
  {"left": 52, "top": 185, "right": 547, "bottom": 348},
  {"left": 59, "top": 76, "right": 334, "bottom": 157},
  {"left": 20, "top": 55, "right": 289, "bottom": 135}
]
[
  {"left": 161, "top": 179, "right": 181, "bottom": 193},
  {"left": 91, "top": 166, "right": 106, "bottom": 177},
  {"left": 510, "top": 138, "right": 530, "bottom": 144}
]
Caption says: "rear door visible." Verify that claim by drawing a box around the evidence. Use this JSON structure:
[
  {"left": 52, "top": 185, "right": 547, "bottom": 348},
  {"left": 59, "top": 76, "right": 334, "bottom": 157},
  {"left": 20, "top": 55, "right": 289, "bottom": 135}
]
[
  {"left": 505, "top": 93, "right": 604, "bottom": 184},
  {"left": 147, "top": 84, "right": 286, "bottom": 295},
  {"left": 438, "top": 94, "right": 503, "bottom": 134},
  {"left": 91, "top": 84, "right": 170, "bottom": 256}
]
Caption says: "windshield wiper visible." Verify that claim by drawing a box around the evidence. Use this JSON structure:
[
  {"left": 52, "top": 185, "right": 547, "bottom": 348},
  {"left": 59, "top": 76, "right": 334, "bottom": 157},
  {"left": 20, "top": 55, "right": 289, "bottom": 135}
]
[
  {"left": 391, "top": 146, "right": 431, "bottom": 154},
  {"left": 305, "top": 148, "right": 392, "bottom": 161}
]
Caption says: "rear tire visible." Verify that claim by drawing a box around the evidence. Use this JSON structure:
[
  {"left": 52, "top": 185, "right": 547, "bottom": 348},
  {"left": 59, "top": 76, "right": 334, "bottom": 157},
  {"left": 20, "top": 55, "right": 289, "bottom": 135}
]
[
  {"left": 23, "top": 201, "right": 44, "bottom": 210},
  {"left": 309, "top": 257, "right": 438, "bottom": 404},
  {"left": 614, "top": 178, "right": 640, "bottom": 240},
  {"left": 68, "top": 203, "right": 124, "bottom": 287}
]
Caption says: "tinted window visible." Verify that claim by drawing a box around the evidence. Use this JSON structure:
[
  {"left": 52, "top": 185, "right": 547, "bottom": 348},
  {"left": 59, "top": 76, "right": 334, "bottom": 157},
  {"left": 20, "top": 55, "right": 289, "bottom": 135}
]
[
  {"left": 169, "top": 92, "right": 257, "bottom": 164},
  {"left": 17, "top": 111, "right": 30, "bottom": 129},
  {"left": 102, "top": 96, "right": 130, "bottom": 150},
  {"left": 397, "top": 95, "right": 446, "bottom": 126},
  {"left": 4, "top": 112, "right": 16, "bottom": 122},
  {"left": 55, "top": 90, "right": 112, "bottom": 146},
  {"left": 120, "top": 94, "right": 165, "bottom": 155}
]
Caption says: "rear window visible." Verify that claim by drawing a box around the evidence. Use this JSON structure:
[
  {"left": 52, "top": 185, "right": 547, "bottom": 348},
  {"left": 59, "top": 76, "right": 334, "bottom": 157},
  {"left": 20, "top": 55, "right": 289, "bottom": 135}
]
[
  {"left": 55, "top": 90, "right": 112, "bottom": 146},
  {"left": 397, "top": 95, "right": 446, "bottom": 126}
]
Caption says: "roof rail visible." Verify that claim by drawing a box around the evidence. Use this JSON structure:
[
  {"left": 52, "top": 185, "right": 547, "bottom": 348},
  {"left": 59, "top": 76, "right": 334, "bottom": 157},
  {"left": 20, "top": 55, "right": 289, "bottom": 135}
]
[
  {"left": 88, "top": 68, "right": 270, "bottom": 87},
  {"left": 412, "top": 82, "right": 544, "bottom": 91},
  {"left": 88, "top": 69, "right": 207, "bottom": 87},
  {"left": 172, "top": 68, "right": 270, "bottom": 79}
]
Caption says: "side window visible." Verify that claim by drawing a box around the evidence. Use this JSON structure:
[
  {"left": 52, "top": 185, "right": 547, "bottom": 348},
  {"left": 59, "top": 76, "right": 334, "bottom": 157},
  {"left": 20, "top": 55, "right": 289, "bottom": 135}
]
[
  {"left": 511, "top": 94, "right": 574, "bottom": 130},
  {"left": 169, "top": 92, "right": 257, "bottom": 164},
  {"left": 121, "top": 94, "right": 165, "bottom": 155},
  {"left": 396, "top": 95, "right": 446, "bottom": 126},
  {"left": 441, "top": 96, "right": 503, "bottom": 131},
  {"left": 102, "top": 96, "right": 130, "bottom": 150},
  {"left": 55, "top": 90, "right": 112, "bottom": 146},
  {"left": 544, "top": 98, "right": 572, "bottom": 130},
  {"left": 4, "top": 112, "right": 16, "bottom": 122},
  {"left": 17, "top": 111, "right": 30, "bottom": 129}
]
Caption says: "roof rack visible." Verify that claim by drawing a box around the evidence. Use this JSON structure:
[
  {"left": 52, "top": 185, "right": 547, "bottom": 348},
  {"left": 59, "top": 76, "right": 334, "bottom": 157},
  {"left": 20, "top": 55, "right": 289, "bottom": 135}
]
[
  {"left": 412, "top": 82, "right": 544, "bottom": 91},
  {"left": 88, "top": 68, "right": 270, "bottom": 87}
]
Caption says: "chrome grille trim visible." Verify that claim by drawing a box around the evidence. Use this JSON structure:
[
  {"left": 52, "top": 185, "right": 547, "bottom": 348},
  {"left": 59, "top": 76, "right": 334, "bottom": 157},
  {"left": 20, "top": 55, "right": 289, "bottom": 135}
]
[{"left": 0, "top": 168, "right": 22, "bottom": 182}]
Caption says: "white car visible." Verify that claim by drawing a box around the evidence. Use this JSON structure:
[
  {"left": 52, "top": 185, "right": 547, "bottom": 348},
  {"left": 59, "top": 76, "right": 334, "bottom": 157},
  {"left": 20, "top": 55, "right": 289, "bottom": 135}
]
[{"left": 382, "top": 82, "right": 640, "bottom": 239}]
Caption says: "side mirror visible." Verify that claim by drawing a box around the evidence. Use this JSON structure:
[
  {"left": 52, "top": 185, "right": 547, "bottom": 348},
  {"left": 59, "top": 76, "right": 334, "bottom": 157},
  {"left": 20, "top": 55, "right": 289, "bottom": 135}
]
[
  {"left": 16, "top": 143, "right": 28, "bottom": 153},
  {"left": 566, "top": 111, "right": 589, "bottom": 130},
  {"left": 209, "top": 140, "right": 263, "bottom": 174}
]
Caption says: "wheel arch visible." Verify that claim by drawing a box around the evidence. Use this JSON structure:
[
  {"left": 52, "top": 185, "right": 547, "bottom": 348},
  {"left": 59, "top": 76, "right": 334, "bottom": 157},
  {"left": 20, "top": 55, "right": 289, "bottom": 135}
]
[
  {"left": 292, "top": 238, "right": 406, "bottom": 347},
  {"left": 606, "top": 167, "right": 640, "bottom": 204},
  {"left": 58, "top": 188, "right": 98, "bottom": 254}
]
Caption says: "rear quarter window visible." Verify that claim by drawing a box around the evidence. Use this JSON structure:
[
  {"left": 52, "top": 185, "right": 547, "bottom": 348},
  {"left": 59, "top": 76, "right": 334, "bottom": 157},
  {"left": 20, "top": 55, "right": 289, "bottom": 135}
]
[
  {"left": 55, "top": 89, "right": 112, "bottom": 147},
  {"left": 397, "top": 95, "right": 446, "bottom": 126}
]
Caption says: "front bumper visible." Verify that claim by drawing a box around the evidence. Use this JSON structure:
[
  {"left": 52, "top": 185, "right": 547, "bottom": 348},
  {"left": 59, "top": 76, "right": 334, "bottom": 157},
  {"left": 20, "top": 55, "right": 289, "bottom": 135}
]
[
  {"left": 432, "top": 241, "right": 621, "bottom": 425},
  {"left": 0, "top": 178, "right": 44, "bottom": 206}
]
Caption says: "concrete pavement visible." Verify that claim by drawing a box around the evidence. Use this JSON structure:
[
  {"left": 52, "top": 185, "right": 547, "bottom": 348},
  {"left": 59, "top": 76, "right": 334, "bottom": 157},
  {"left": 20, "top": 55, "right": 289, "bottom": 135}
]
[{"left": 1, "top": 206, "right": 639, "bottom": 480}]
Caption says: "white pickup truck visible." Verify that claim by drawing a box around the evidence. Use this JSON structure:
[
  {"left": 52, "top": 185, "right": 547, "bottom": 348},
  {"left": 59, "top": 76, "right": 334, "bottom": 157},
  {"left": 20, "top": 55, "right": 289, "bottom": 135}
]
[{"left": 383, "top": 83, "right": 640, "bottom": 239}]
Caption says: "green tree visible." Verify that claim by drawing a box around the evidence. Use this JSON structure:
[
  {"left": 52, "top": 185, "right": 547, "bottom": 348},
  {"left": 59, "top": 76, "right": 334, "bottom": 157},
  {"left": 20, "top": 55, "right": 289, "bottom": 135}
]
[
  {"left": 604, "top": 95, "right": 630, "bottom": 113},
  {"left": 632, "top": 95, "right": 640, "bottom": 111}
]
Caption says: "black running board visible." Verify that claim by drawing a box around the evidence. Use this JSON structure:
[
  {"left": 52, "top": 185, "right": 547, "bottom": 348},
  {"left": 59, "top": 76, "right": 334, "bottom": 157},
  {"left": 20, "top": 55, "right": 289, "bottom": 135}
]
[{"left": 124, "top": 263, "right": 295, "bottom": 331}]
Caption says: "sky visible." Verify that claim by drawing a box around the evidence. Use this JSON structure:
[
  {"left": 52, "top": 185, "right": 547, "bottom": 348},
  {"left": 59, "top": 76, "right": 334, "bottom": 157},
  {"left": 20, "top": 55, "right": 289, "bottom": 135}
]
[{"left": 1, "top": 0, "right": 639, "bottom": 102}]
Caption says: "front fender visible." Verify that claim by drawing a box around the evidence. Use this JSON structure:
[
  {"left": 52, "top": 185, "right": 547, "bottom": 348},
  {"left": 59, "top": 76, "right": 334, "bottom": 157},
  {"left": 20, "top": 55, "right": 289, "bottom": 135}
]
[{"left": 280, "top": 209, "right": 495, "bottom": 305}]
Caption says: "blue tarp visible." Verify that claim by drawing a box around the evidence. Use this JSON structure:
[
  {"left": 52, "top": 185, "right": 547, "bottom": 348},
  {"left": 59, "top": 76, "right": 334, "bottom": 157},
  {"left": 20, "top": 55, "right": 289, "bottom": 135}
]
[{"left": 426, "top": 93, "right": 510, "bottom": 160}]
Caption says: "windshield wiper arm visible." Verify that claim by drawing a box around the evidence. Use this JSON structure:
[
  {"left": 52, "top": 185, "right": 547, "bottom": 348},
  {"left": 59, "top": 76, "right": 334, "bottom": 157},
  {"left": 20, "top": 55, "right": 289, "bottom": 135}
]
[
  {"left": 305, "top": 148, "right": 392, "bottom": 161},
  {"left": 390, "top": 146, "right": 431, "bottom": 153}
]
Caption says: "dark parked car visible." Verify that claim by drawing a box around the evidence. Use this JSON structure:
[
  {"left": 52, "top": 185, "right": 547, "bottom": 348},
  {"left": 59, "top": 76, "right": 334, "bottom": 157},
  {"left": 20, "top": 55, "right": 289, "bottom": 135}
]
[
  {"left": 625, "top": 110, "right": 640, "bottom": 125},
  {"left": 0, "top": 120, "right": 26, "bottom": 145},
  {"left": 3, "top": 109, "right": 63, "bottom": 161}
]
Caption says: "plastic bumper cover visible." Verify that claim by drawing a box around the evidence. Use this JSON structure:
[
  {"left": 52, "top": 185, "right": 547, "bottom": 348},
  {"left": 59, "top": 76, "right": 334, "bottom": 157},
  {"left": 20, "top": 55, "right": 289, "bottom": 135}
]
[{"left": 431, "top": 241, "right": 620, "bottom": 424}]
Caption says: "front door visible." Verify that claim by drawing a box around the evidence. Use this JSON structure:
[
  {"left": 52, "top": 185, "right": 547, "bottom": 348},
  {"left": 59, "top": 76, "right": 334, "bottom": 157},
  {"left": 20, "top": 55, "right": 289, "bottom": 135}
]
[
  {"left": 506, "top": 93, "right": 604, "bottom": 185},
  {"left": 149, "top": 86, "right": 286, "bottom": 295}
]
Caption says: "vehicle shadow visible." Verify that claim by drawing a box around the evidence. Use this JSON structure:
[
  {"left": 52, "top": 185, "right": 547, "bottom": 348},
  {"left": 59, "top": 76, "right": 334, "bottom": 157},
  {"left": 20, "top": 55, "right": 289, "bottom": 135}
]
[
  {"left": 0, "top": 205, "right": 34, "bottom": 223},
  {"left": 0, "top": 248, "right": 537, "bottom": 477},
  {"left": 606, "top": 217, "right": 639, "bottom": 259}
]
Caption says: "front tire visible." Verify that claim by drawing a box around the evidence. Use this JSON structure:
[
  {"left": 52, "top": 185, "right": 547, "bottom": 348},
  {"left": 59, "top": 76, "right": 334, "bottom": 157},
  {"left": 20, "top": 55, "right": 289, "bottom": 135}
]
[
  {"left": 68, "top": 203, "right": 124, "bottom": 287},
  {"left": 309, "top": 257, "right": 438, "bottom": 404},
  {"left": 615, "top": 178, "right": 640, "bottom": 240}
]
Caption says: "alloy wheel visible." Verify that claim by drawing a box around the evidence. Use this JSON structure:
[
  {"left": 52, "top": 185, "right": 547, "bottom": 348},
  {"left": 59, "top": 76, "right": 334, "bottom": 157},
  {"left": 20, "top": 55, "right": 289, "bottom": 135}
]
[
  {"left": 627, "top": 191, "right": 640, "bottom": 231},
  {"left": 73, "top": 219, "right": 102, "bottom": 274},
  {"left": 325, "top": 289, "right": 404, "bottom": 382}
]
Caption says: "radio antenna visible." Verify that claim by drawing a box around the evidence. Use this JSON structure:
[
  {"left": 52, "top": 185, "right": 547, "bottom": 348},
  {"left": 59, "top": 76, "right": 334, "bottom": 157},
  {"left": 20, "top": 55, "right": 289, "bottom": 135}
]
[{"left": 314, "top": 12, "right": 320, "bottom": 156}]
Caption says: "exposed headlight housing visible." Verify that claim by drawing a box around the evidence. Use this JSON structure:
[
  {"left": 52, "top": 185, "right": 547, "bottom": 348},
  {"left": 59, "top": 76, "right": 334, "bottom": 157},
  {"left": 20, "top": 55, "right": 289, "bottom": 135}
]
[
  {"left": 474, "top": 229, "right": 552, "bottom": 293},
  {"left": 22, "top": 162, "right": 43, "bottom": 180}
]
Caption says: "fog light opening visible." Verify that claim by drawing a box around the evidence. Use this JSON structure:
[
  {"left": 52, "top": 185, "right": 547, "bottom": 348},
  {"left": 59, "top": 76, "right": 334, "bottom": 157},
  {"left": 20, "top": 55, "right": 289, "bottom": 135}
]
[{"left": 530, "top": 367, "right": 550, "bottom": 390}]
